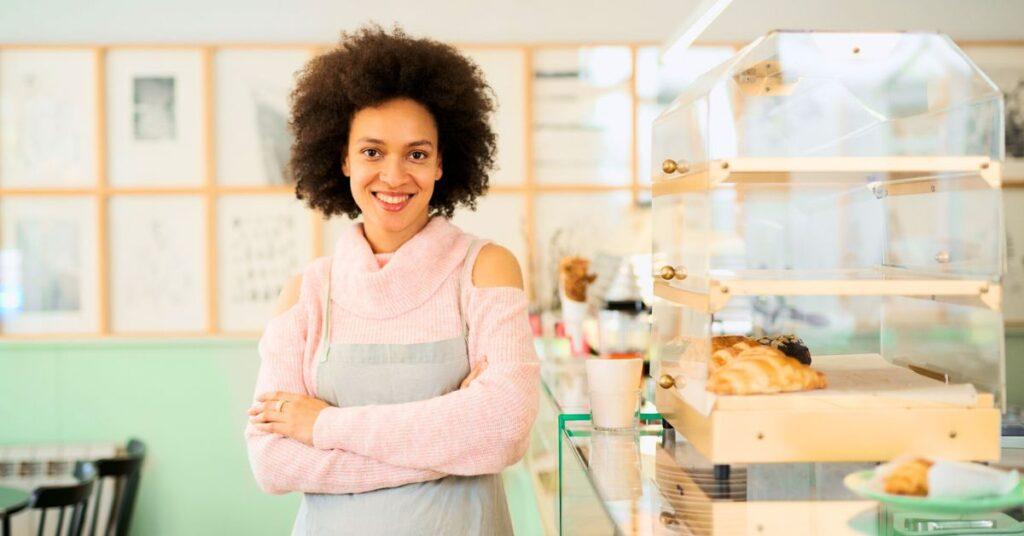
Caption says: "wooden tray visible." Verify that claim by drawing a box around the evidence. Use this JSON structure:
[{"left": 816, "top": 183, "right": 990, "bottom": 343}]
[{"left": 656, "top": 354, "right": 1000, "bottom": 464}]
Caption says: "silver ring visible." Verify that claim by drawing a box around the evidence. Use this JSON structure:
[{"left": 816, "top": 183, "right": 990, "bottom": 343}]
[{"left": 275, "top": 399, "right": 286, "bottom": 412}]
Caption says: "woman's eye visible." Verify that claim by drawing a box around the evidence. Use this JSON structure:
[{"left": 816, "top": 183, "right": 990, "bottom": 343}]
[
  {"left": 362, "top": 148, "right": 381, "bottom": 158},
  {"left": 409, "top": 151, "right": 428, "bottom": 160}
]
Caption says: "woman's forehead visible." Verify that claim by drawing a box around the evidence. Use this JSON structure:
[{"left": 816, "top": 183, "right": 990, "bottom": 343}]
[{"left": 350, "top": 98, "right": 438, "bottom": 143}]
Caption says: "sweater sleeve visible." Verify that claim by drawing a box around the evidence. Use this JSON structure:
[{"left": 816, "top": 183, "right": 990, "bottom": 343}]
[
  {"left": 311, "top": 286, "right": 540, "bottom": 476},
  {"left": 244, "top": 277, "right": 445, "bottom": 494}
]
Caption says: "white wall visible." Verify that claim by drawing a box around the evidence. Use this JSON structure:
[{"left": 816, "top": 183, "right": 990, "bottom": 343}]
[{"left": 1, "top": 0, "right": 1022, "bottom": 45}]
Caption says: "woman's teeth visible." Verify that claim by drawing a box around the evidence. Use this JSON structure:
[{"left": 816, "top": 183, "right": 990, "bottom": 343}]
[{"left": 376, "top": 193, "right": 410, "bottom": 204}]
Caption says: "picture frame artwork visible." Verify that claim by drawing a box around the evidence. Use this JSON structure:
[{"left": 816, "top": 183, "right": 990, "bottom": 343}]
[
  {"left": 217, "top": 195, "right": 314, "bottom": 332},
  {"left": 214, "top": 48, "right": 311, "bottom": 186},
  {"left": 109, "top": 196, "right": 208, "bottom": 332},
  {"left": 0, "top": 196, "right": 98, "bottom": 334},
  {"left": 106, "top": 48, "right": 205, "bottom": 187},
  {"left": 0, "top": 49, "right": 98, "bottom": 187}
]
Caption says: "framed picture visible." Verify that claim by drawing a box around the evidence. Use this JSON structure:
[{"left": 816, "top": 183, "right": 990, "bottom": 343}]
[
  {"left": 106, "top": 48, "right": 205, "bottom": 187},
  {"left": 214, "top": 48, "right": 311, "bottom": 186},
  {"left": 963, "top": 45, "right": 1024, "bottom": 181},
  {"left": 532, "top": 47, "right": 633, "bottom": 185},
  {"left": 217, "top": 194, "right": 314, "bottom": 332},
  {"left": 0, "top": 196, "right": 98, "bottom": 334},
  {"left": 0, "top": 49, "right": 98, "bottom": 188},
  {"left": 461, "top": 48, "right": 527, "bottom": 186},
  {"left": 109, "top": 195, "right": 208, "bottom": 333}
]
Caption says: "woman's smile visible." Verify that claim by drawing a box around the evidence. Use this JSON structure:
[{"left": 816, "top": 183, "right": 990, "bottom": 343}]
[{"left": 372, "top": 191, "right": 416, "bottom": 212}]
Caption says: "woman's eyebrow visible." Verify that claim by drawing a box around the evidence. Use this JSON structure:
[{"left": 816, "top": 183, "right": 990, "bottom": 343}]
[{"left": 354, "top": 138, "right": 434, "bottom": 149}]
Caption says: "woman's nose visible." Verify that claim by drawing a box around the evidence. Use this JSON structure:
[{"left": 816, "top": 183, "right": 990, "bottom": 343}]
[{"left": 379, "top": 157, "right": 406, "bottom": 186}]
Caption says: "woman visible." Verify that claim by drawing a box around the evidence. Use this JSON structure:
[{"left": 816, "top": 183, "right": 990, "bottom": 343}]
[{"left": 244, "top": 26, "right": 540, "bottom": 535}]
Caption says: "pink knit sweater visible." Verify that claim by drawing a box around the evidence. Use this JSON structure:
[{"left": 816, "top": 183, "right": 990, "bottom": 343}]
[{"left": 245, "top": 217, "right": 541, "bottom": 495}]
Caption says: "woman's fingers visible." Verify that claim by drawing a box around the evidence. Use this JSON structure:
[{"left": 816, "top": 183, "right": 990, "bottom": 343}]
[{"left": 459, "top": 358, "right": 489, "bottom": 389}]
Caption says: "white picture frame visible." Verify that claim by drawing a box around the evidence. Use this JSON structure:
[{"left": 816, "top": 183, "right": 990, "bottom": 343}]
[
  {"left": 109, "top": 195, "right": 208, "bottom": 333},
  {"left": 963, "top": 45, "right": 1024, "bottom": 181},
  {"left": 0, "top": 196, "right": 98, "bottom": 334},
  {"left": 214, "top": 48, "right": 310, "bottom": 186},
  {"left": 461, "top": 48, "right": 527, "bottom": 186},
  {"left": 106, "top": 48, "right": 205, "bottom": 187},
  {"left": 217, "top": 194, "right": 314, "bottom": 332},
  {"left": 0, "top": 49, "right": 98, "bottom": 188}
]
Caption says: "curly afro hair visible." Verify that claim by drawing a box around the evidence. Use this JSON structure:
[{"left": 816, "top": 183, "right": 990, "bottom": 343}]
[{"left": 289, "top": 24, "right": 497, "bottom": 219}]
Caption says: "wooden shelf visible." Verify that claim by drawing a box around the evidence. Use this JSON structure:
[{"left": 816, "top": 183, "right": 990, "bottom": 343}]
[
  {"left": 652, "top": 156, "right": 1000, "bottom": 196},
  {"left": 655, "top": 353, "right": 1000, "bottom": 464},
  {"left": 653, "top": 273, "right": 1000, "bottom": 313}
]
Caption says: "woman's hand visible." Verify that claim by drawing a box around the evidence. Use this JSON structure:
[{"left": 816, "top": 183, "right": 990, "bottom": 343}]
[
  {"left": 459, "top": 357, "right": 488, "bottom": 389},
  {"left": 248, "top": 391, "right": 330, "bottom": 446}
]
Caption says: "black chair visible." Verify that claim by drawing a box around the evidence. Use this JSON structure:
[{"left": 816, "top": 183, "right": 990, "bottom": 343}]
[
  {"left": 28, "top": 463, "right": 96, "bottom": 536},
  {"left": 73, "top": 439, "right": 145, "bottom": 536}
]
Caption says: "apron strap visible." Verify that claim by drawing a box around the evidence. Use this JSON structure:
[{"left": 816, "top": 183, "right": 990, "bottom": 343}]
[{"left": 318, "top": 259, "right": 333, "bottom": 362}]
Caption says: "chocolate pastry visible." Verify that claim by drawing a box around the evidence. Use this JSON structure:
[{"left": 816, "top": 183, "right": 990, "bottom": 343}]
[{"left": 756, "top": 334, "right": 811, "bottom": 365}]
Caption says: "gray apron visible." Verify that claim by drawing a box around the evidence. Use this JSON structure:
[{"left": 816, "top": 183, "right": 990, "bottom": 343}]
[{"left": 291, "top": 239, "right": 514, "bottom": 536}]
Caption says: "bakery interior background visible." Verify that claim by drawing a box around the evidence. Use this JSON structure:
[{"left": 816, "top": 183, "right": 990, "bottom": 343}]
[{"left": 1, "top": 0, "right": 1024, "bottom": 534}]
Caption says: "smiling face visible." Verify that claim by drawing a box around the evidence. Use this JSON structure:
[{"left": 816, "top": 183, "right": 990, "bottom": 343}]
[{"left": 342, "top": 97, "right": 442, "bottom": 240}]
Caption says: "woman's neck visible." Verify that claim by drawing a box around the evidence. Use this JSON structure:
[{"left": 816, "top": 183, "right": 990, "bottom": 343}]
[{"left": 363, "top": 212, "right": 431, "bottom": 254}]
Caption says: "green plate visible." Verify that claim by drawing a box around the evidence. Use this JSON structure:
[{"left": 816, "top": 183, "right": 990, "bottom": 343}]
[{"left": 844, "top": 470, "right": 1024, "bottom": 514}]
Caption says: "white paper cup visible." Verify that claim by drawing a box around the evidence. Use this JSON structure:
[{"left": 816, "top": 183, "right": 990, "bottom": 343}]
[
  {"left": 585, "top": 357, "right": 643, "bottom": 392},
  {"left": 589, "top": 390, "right": 641, "bottom": 430}
]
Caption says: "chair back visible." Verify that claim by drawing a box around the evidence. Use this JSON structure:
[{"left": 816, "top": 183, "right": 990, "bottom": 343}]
[
  {"left": 72, "top": 439, "right": 146, "bottom": 536},
  {"left": 29, "top": 465, "right": 96, "bottom": 536}
]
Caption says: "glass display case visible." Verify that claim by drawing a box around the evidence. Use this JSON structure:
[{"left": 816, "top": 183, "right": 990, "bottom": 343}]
[{"left": 650, "top": 31, "right": 1007, "bottom": 464}]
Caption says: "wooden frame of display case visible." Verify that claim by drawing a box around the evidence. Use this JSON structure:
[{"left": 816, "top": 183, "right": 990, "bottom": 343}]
[{"left": 650, "top": 155, "right": 1005, "bottom": 463}]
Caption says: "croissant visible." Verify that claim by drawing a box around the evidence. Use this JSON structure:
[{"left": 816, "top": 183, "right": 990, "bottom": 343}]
[
  {"left": 709, "top": 338, "right": 758, "bottom": 372},
  {"left": 883, "top": 458, "right": 933, "bottom": 496},
  {"left": 707, "top": 345, "right": 827, "bottom": 395}
]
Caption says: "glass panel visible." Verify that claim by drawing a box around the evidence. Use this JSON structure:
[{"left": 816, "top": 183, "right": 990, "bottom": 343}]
[
  {"left": 636, "top": 45, "right": 735, "bottom": 186},
  {"left": 533, "top": 47, "right": 632, "bottom": 185},
  {"left": 658, "top": 32, "right": 1002, "bottom": 164}
]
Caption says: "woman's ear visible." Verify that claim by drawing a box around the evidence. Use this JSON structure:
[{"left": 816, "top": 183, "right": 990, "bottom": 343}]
[
  {"left": 341, "top": 155, "right": 350, "bottom": 177},
  {"left": 435, "top": 154, "right": 443, "bottom": 181}
]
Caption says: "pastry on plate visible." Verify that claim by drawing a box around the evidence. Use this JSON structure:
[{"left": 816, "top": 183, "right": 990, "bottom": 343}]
[
  {"left": 883, "top": 458, "right": 933, "bottom": 496},
  {"left": 706, "top": 345, "right": 827, "bottom": 395}
]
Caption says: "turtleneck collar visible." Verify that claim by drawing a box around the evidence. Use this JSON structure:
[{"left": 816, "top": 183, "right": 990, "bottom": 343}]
[{"left": 330, "top": 216, "right": 472, "bottom": 319}]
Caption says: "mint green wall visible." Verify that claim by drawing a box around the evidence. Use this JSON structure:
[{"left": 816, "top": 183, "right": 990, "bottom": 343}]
[
  {"left": 2, "top": 332, "right": 1023, "bottom": 535},
  {"left": 0, "top": 339, "right": 299, "bottom": 535}
]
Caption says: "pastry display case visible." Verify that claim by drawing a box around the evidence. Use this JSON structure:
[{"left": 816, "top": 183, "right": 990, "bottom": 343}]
[{"left": 650, "top": 31, "right": 1007, "bottom": 464}]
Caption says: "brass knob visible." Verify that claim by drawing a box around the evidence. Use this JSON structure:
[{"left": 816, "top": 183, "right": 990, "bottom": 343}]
[
  {"left": 661, "top": 159, "right": 688, "bottom": 175},
  {"left": 658, "top": 374, "right": 676, "bottom": 389},
  {"left": 658, "top": 265, "right": 687, "bottom": 281}
]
